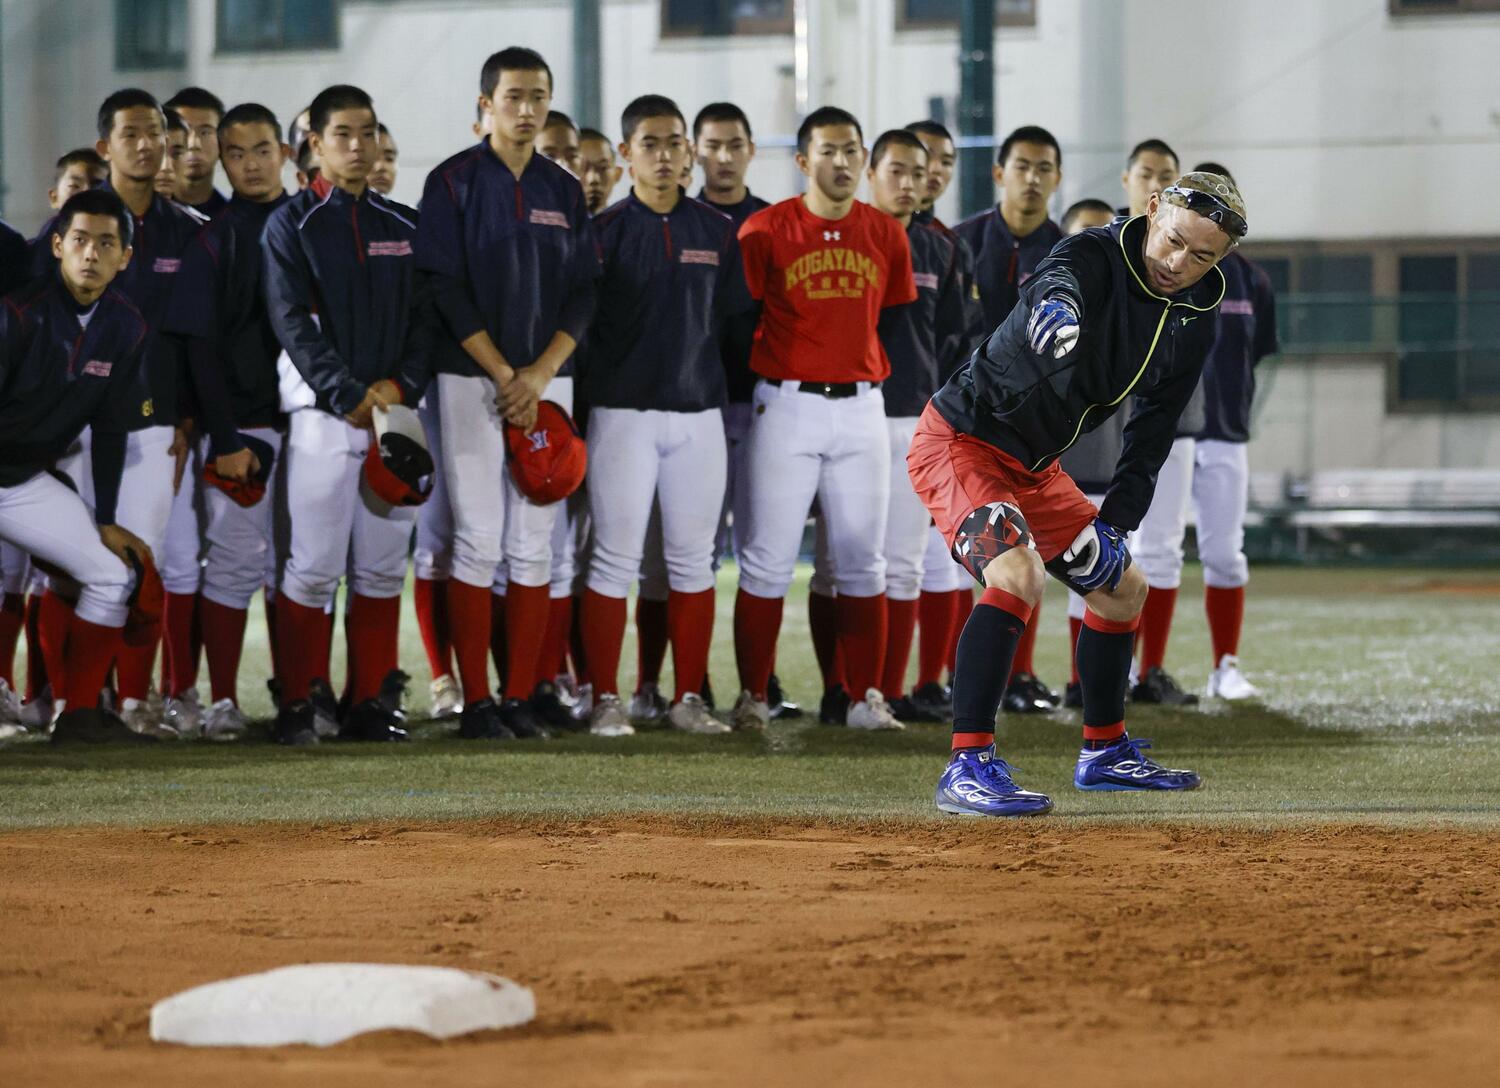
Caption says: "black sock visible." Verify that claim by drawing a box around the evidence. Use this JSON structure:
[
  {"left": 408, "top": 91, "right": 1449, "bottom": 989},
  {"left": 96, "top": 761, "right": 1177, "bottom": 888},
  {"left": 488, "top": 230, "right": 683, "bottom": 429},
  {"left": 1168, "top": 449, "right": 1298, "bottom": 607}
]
[
  {"left": 1075, "top": 612, "right": 1136, "bottom": 749},
  {"left": 951, "top": 588, "right": 1032, "bottom": 749}
]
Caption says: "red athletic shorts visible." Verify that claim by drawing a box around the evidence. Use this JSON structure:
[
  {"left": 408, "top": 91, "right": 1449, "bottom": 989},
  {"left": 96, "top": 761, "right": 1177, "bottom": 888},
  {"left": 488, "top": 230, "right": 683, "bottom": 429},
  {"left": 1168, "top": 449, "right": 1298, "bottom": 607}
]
[{"left": 907, "top": 403, "right": 1098, "bottom": 563}]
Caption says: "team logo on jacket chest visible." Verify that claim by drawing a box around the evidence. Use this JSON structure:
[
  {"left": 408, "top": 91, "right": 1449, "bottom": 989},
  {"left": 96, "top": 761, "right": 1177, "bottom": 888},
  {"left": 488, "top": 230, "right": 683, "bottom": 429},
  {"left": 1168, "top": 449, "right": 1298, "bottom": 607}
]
[
  {"left": 914, "top": 272, "right": 939, "bottom": 291},
  {"left": 529, "top": 209, "right": 569, "bottom": 229},
  {"left": 368, "top": 240, "right": 413, "bottom": 257},
  {"left": 153, "top": 257, "right": 180, "bottom": 273},
  {"left": 680, "top": 249, "right": 719, "bottom": 266},
  {"left": 82, "top": 359, "right": 113, "bottom": 377},
  {"left": 784, "top": 247, "right": 880, "bottom": 300}
]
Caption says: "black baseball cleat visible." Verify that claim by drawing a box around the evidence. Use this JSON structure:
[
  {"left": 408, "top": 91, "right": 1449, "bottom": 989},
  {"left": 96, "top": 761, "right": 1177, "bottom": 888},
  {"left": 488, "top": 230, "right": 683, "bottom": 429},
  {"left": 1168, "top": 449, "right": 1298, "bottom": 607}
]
[
  {"left": 908, "top": 681, "right": 954, "bottom": 721},
  {"left": 1131, "top": 666, "right": 1200, "bottom": 706},
  {"left": 50, "top": 707, "right": 157, "bottom": 745},
  {"left": 273, "top": 700, "right": 320, "bottom": 746},
  {"left": 340, "top": 698, "right": 410, "bottom": 742},
  {"left": 530, "top": 681, "right": 580, "bottom": 731},
  {"left": 1063, "top": 682, "right": 1083, "bottom": 708},
  {"left": 1002, "top": 672, "right": 1060, "bottom": 714},
  {"left": 888, "top": 694, "right": 942, "bottom": 724},
  {"left": 700, "top": 675, "right": 716, "bottom": 712},
  {"left": 459, "top": 697, "right": 515, "bottom": 740},
  {"left": 500, "top": 698, "right": 551, "bottom": 739},
  {"left": 377, "top": 669, "right": 412, "bottom": 723},
  {"left": 308, "top": 677, "right": 341, "bottom": 737},
  {"left": 266, "top": 677, "right": 283, "bottom": 711},
  {"left": 819, "top": 684, "right": 852, "bottom": 725},
  {"left": 767, "top": 673, "right": 803, "bottom": 720}
]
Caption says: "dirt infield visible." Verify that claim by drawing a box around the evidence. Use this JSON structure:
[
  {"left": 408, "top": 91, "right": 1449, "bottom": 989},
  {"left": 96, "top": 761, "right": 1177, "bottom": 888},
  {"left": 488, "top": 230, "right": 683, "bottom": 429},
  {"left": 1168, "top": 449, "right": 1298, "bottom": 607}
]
[{"left": 3, "top": 819, "right": 1499, "bottom": 1086}]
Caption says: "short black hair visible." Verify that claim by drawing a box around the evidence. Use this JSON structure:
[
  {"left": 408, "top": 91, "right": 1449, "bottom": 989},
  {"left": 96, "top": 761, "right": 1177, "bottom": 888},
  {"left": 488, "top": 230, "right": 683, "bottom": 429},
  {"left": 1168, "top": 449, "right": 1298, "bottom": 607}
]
[
  {"left": 480, "top": 47, "right": 552, "bottom": 99},
  {"left": 905, "top": 119, "right": 954, "bottom": 143},
  {"left": 55, "top": 188, "right": 133, "bottom": 250},
  {"left": 797, "top": 106, "right": 862, "bottom": 156},
  {"left": 544, "top": 110, "right": 577, "bottom": 134},
  {"left": 1127, "top": 138, "right": 1178, "bottom": 169},
  {"left": 96, "top": 88, "right": 163, "bottom": 142},
  {"left": 295, "top": 137, "right": 318, "bottom": 176},
  {"left": 870, "top": 129, "right": 928, "bottom": 168},
  {"left": 162, "top": 108, "right": 187, "bottom": 135},
  {"left": 309, "top": 84, "right": 375, "bottom": 135},
  {"left": 218, "top": 102, "right": 282, "bottom": 142},
  {"left": 578, "top": 126, "right": 610, "bottom": 144},
  {"left": 1193, "top": 160, "right": 1235, "bottom": 185},
  {"left": 693, "top": 102, "right": 753, "bottom": 141},
  {"left": 164, "top": 87, "right": 225, "bottom": 118},
  {"left": 1061, "top": 198, "right": 1115, "bottom": 234},
  {"left": 378, "top": 121, "right": 394, "bottom": 140},
  {"left": 998, "top": 124, "right": 1061, "bottom": 168},
  {"left": 55, "top": 148, "right": 107, "bottom": 182},
  {"left": 621, "top": 94, "right": 686, "bottom": 143},
  {"left": 288, "top": 110, "right": 311, "bottom": 149}
]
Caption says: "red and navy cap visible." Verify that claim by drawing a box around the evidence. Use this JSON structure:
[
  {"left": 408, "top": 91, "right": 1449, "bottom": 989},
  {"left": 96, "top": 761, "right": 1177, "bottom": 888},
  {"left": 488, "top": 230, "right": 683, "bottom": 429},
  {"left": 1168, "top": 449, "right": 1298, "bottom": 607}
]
[
  {"left": 365, "top": 405, "right": 435, "bottom": 507},
  {"left": 504, "top": 400, "right": 586, "bottom": 505}
]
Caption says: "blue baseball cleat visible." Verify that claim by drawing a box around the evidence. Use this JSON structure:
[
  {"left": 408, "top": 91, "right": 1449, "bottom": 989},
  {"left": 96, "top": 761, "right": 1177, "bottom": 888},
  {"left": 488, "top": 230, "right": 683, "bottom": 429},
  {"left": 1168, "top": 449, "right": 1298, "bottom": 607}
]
[
  {"left": 1074, "top": 736, "right": 1201, "bottom": 791},
  {"left": 935, "top": 745, "right": 1054, "bottom": 817}
]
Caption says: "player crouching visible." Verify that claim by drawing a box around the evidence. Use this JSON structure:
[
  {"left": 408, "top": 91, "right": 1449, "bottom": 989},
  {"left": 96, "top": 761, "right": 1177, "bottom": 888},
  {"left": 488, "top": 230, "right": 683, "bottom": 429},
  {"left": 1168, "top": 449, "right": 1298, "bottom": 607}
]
[{"left": 909, "top": 173, "right": 1247, "bottom": 815}]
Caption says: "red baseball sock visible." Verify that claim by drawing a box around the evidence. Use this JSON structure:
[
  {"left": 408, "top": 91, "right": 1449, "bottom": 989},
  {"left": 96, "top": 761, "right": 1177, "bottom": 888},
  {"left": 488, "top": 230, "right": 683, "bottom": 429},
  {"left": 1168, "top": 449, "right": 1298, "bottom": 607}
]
[
  {"left": 668, "top": 588, "right": 715, "bottom": 703},
  {"left": 161, "top": 591, "right": 198, "bottom": 697},
  {"left": 1008, "top": 598, "right": 1040, "bottom": 679},
  {"left": 503, "top": 582, "right": 550, "bottom": 700},
  {"left": 946, "top": 589, "right": 973, "bottom": 678},
  {"left": 489, "top": 592, "right": 507, "bottom": 692},
  {"left": 199, "top": 597, "right": 248, "bottom": 705},
  {"left": 733, "top": 589, "right": 783, "bottom": 700},
  {"left": 114, "top": 628, "right": 159, "bottom": 702},
  {"left": 837, "top": 593, "right": 887, "bottom": 698},
  {"left": 25, "top": 593, "right": 47, "bottom": 699},
  {"left": 263, "top": 595, "right": 279, "bottom": 683},
  {"left": 38, "top": 591, "right": 73, "bottom": 702},
  {"left": 543, "top": 594, "right": 572, "bottom": 681},
  {"left": 0, "top": 592, "right": 23, "bottom": 687},
  {"left": 881, "top": 596, "right": 919, "bottom": 700},
  {"left": 62, "top": 615, "right": 121, "bottom": 712},
  {"left": 1137, "top": 586, "right": 1178, "bottom": 673},
  {"left": 1205, "top": 585, "right": 1245, "bottom": 663},
  {"left": 581, "top": 589, "right": 627, "bottom": 697},
  {"left": 274, "top": 597, "right": 327, "bottom": 703},
  {"left": 448, "top": 580, "right": 494, "bottom": 705},
  {"left": 569, "top": 593, "right": 589, "bottom": 686},
  {"left": 414, "top": 576, "right": 453, "bottom": 681},
  {"left": 807, "top": 589, "right": 843, "bottom": 690},
  {"left": 1068, "top": 615, "right": 1084, "bottom": 684},
  {"left": 635, "top": 597, "right": 668, "bottom": 689},
  {"left": 915, "top": 590, "right": 950, "bottom": 689},
  {"left": 348, "top": 594, "right": 400, "bottom": 703}
]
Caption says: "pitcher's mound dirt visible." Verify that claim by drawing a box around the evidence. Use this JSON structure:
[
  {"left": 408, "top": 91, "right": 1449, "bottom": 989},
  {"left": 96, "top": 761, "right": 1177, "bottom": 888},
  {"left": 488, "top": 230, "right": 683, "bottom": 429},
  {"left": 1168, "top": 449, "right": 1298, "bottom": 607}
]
[{"left": 2, "top": 818, "right": 1498, "bottom": 1086}]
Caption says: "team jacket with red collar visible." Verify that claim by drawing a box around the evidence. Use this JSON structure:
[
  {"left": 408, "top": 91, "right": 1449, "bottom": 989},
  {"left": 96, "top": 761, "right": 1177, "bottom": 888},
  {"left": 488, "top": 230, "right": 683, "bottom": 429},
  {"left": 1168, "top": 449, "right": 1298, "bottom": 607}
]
[
  {"left": 931, "top": 214, "right": 1225, "bottom": 532},
  {"left": 953, "top": 207, "right": 1062, "bottom": 337},
  {"left": 583, "top": 190, "right": 752, "bottom": 412},
  {"left": 262, "top": 185, "right": 434, "bottom": 416},
  {"left": 878, "top": 218, "right": 967, "bottom": 418},
  {"left": 415, "top": 142, "right": 599, "bottom": 379},
  {"left": 0, "top": 275, "right": 148, "bottom": 521}
]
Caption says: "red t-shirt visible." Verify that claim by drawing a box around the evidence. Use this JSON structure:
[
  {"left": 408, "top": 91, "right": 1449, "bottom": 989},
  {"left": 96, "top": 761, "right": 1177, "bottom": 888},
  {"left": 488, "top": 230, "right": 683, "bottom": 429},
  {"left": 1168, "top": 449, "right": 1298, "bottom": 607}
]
[{"left": 738, "top": 197, "right": 917, "bottom": 383}]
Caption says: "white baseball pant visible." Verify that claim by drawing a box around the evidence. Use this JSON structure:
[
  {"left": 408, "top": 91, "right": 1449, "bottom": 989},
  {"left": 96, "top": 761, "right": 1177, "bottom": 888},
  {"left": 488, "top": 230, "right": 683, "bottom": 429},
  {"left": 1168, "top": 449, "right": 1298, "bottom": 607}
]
[
  {"left": 714, "top": 401, "right": 754, "bottom": 568},
  {"left": 883, "top": 417, "right": 928, "bottom": 602},
  {"left": 161, "top": 434, "right": 205, "bottom": 596},
  {"left": 201, "top": 427, "right": 284, "bottom": 610},
  {"left": 53, "top": 426, "right": 178, "bottom": 574},
  {"left": 413, "top": 394, "right": 454, "bottom": 583},
  {"left": 1193, "top": 438, "right": 1251, "bottom": 588},
  {"left": 0, "top": 472, "right": 132, "bottom": 627},
  {"left": 1131, "top": 436, "right": 1196, "bottom": 590},
  {"left": 1, "top": 541, "right": 30, "bottom": 597}
]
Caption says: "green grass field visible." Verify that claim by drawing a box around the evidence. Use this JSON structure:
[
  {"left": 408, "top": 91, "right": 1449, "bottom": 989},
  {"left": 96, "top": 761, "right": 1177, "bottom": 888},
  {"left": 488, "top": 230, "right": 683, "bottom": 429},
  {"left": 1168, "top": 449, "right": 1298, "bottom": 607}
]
[{"left": 2, "top": 564, "right": 1498, "bottom": 830}]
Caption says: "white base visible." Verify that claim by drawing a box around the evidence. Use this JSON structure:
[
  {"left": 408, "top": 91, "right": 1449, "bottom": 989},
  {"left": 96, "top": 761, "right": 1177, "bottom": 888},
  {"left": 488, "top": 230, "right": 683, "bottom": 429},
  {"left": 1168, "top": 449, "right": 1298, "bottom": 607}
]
[{"left": 150, "top": 963, "right": 535, "bottom": 1047}]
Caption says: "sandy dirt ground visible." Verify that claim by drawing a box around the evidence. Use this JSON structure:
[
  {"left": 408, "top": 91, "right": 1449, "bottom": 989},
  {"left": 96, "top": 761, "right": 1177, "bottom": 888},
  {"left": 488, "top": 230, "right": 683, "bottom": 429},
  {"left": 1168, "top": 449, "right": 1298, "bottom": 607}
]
[{"left": 3, "top": 818, "right": 1499, "bottom": 1086}]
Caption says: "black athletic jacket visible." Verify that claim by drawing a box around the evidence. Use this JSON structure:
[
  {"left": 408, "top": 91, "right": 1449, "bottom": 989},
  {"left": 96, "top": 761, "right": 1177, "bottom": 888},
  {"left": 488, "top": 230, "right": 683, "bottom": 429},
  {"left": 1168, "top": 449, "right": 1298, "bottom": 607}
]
[
  {"left": 914, "top": 208, "right": 982, "bottom": 377},
  {"left": 931, "top": 214, "right": 1225, "bottom": 531},
  {"left": 263, "top": 185, "right": 433, "bottom": 415},
  {"left": 879, "top": 218, "right": 967, "bottom": 418},
  {"left": 696, "top": 187, "right": 770, "bottom": 404}
]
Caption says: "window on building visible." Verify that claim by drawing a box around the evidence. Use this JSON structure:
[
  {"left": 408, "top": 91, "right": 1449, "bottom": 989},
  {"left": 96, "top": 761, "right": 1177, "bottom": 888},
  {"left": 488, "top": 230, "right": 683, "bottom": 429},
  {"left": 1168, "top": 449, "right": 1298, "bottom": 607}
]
[
  {"left": 1465, "top": 254, "right": 1500, "bottom": 398},
  {"left": 217, "top": 0, "right": 337, "bottom": 53},
  {"left": 1294, "top": 253, "right": 1373, "bottom": 348},
  {"left": 897, "top": 0, "right": 1038, "bottom": 29},
  {"left": 1397, "top": 255, "right": 1460, "bottom": 403},
  {"left": 660, "top": 0, "right": 792, "bottom": 37},
  {"left": 1389, "top": 0, "right": 1500, "bottom": 15},
  {"left": 116, "top": 0, "right": 187, "bottom": 70}
]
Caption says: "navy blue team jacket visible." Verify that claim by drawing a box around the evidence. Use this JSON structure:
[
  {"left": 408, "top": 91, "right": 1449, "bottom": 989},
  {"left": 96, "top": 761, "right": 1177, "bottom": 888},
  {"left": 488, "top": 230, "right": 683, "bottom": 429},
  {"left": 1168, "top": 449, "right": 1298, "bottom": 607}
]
[
  {"left": 584, "top": 190, "right": 752, "bottom": 413},
  {"left": 164, "top": 192, "right": 290, "bottom": 455},
  {"left": 263, "top": 185, "right": 433, "bottom": 416},
  {"left": 879, "top": 218, "right": 967, "bottom": 418},
  {"left": 913, "top": 208, "right": 983, "bottom": 377},
  {"left": 0, "top": 219, "right": 29, "bottom": 297},
  {"left": 416, "top": 143, "right": 598, "bottom": 379},
  {"left": 695, "top": 187, "right": 769, "bottom": 404},
  {"left": 1198, "top": 250, "right": 1278, "bottom": 444},
  {"left": 33, "top": 188, "right": 203, "bottom": 430},
  {"left": 953, "top": 207, "right": 1062, "bottom": 337},
  {"left": 0, "top": 275, "right": 148, "bottom": 513}
]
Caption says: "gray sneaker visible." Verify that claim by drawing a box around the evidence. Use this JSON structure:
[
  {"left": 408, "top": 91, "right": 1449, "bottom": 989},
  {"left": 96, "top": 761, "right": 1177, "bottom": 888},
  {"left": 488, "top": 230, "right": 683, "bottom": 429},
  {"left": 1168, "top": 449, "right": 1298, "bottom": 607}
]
[
  {"left": 163, "top": 689, "right": 205, "bottom": 738},
  {"left": 589, "top": 693, "right": 635, "bottom": 737},
  {"left": 667, "top": 692, "right": 731, "bottom": 734},
  {"left": 201, "top": 697, "right": 249, "bottom": 741}
]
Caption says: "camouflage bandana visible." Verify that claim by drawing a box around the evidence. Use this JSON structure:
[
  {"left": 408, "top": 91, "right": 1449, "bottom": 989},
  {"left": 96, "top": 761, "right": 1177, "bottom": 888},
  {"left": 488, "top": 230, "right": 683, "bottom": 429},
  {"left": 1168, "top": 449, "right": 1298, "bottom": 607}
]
[{"left": 1161, "top": 172, "right": 1247, "bottom": 239}]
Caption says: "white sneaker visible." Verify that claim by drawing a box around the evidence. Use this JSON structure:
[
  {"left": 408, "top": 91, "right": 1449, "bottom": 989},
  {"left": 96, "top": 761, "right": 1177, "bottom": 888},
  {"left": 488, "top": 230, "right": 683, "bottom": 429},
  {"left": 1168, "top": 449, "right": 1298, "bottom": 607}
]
[
  {"left": 163, "top": 690, "right": 204, "bottom": 738},
  {"left": 202, "top": 697, "right": 249, "bottom": 741},
  {"left": 553, "top": 674, "right": 581, "bottom": 709},
  {"left": 730, "top": 690, "right": 770, "bottom": 732},
  {"left": 628, "top": 681, "right": 669, "bottom": 722},
  {"left": 570, "top": 682, "right": 594, "bottom": 722},
  {"left": 589, "top": 693, "right": 635, "bottom": 737},
  {"left": 429, "top": 674, "right": 462, "bottom": 720},
  {"left": 1206, "top": 654, "right": 1260, "bottom": 701},
  {"left": 20, "top": 686, "right": 55, "bottom": 729},
  {"left": 667, "top": 692, "right": 731, "bottom": 735},
  {"left": 846, "top": 688, "right": 905, "bottom": 731},
  {"left": 0, "top": 678, "right": 21, "bottom": 724},
  {"left": 121, "top": 697, "right": 180, "bottom": 739}
]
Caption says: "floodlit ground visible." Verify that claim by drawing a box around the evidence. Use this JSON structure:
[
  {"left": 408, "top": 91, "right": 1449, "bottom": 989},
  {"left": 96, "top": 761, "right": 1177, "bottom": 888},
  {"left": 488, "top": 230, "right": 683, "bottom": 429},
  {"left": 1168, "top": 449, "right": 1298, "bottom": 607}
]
[{"left": 2, "top": 564, "right": 1498, "bottom": 1085}]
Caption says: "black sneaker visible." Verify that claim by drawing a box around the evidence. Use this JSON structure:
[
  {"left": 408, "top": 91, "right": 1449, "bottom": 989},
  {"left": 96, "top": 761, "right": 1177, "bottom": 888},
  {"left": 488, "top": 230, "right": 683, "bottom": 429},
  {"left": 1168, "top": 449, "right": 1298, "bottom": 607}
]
[
  {"left": 909, "top": 680, "right": 954, "bottom": 720},
  {"left": 1131, "top": 666, "right": 1200, "bottom": 707},
  {"left": 50, "top": 707, "right": 157, "bottom": 745},
  {"left": 308, "top": 677, "right": 340, "bottom": 737},
  {"left": 768, "top": 673, "right": 803, "bottom": 720},
  {"left": 888, "top": 695, "right": 942, "bottom": 724},
  {"left": 377, "top": 669, "right": 412, "bottom": 723},
  {"left": 818, "top": 684, "right": 851, "bottom": 725},
  {"left": 459, "top": 697, "right": 515, "bottom": 740},
  {"left": 1002, "top": 672, "right": 1060, "bottom": 715},
  {"left": 530, "top": 681, "right": 579, "bottom": 731},
  {"left": 266, "top": 677, "right": 283, "bottom": 711},
  {"left": 273, "top": 700, "right": 319, "bottom": 746},
  {"left": 340, "top": 698, "right": 410, "bottom": 742},
  {"left": 500, "top": 697, "right": 551, "bottom": 739},
  {"left": 1063, "top": 682, "right": 1083, "bottom": 708}
]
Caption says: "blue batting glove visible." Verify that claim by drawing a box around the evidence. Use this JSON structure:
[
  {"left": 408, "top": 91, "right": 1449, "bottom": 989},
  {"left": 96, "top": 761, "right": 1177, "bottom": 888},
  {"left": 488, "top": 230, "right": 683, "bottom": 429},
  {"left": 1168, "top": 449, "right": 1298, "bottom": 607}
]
[
  {"left": 1026, "top": 296, "right": 1081, "bottom": 359},
  {"left": 1062, "top": 517, "right": 1128, "bottom": 593}
]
